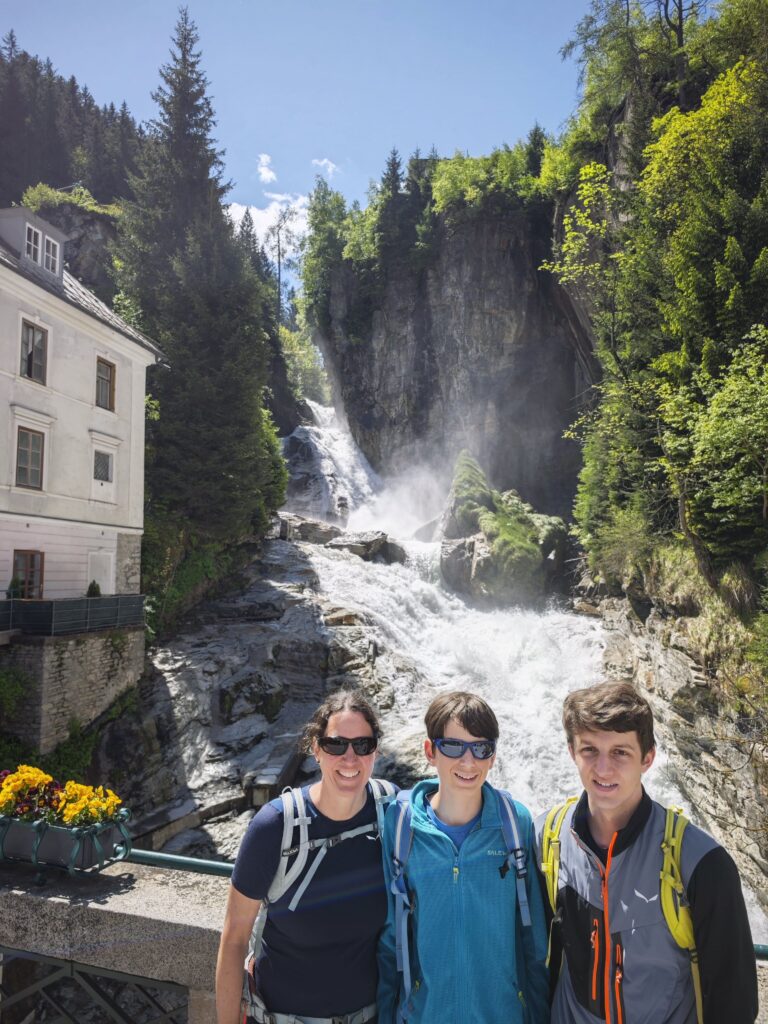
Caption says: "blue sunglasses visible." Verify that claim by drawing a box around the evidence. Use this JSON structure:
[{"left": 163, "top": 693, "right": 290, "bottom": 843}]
[{"left": 432, "top": 737, "right": 496, "bottom": 760}]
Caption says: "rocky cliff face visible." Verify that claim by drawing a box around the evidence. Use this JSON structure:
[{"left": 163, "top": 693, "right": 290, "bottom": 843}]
[
  {"left": 320, "top": 206, "right": 597, "bottom": 518},
  {"left": 592, "top": 596, "right": 768, "bottom": 914}
]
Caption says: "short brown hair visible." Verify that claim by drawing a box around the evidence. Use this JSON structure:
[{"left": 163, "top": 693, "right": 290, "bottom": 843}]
[
  {"left": 424, "top": 691, "right": 499, "bottom": 741},
  {"left": 300, "top": 690, "right": 381, "bottom": 754},
  {"left": 562, "top": 682, "right": 655, "bottom": 756}
]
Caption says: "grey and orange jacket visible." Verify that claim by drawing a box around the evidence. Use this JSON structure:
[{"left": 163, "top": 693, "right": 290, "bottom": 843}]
[{"left": 534, "top": 790, "right": 758, "bottom": 1024}]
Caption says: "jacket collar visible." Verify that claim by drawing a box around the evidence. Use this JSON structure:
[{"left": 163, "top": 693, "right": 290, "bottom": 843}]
[
  {"left": 572, "top": 787, "right": 653, "bottom": 863},
  {"left": 410, "top": 779, "right": 501, "bottom": 831}
]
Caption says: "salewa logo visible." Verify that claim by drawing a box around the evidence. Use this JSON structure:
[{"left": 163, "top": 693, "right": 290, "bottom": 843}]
[
  {"left": 487, "top": 849, "right": 506, "bottom": 856},
  {"left": 634, "top": 888, "right": 658, "bottom": 903}
]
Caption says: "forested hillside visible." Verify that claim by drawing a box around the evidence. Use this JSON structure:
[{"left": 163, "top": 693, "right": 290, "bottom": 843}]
[
  {"left": 0, "top": 30, "right": 142, "bottom": 206},
  {"left": 302, "top": 0, "right": 768, "bottom": 707}
]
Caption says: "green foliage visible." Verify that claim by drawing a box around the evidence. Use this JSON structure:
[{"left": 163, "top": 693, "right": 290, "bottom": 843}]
[
  {"left": 451, "top": 450, "right": 496, "bottom": 533},
  {"left": 302, "top": 177, "right": 348, "bottom": 337},
  {"left": 0, "top": 665, "right": 29, "bottom": 717},
  {"left": 0, "top": 37, "right": 142, "bottom": 206},
  {"left": 86, "top": 579, "right": 102, "bottom": 598},
  {"left": 0, "top": 734, "right": 30, "bottom": 772},
  {"left": 448, "top": 453, "right": 552, "bottom": 601},
  {"left": 477, "top": 501, "right": 542, "bottom": 586},
  {"left": 22, "top": 182, "right": 120, "bottom": 218},
  {"left": 541, "top": 162, "right": 614, "bottom": 288},
  {"left": 279, "top": 322, "right": 330, "bottom": 403},
  {"left": 114, "top": 11, "right": 286, "bottom": 602},
  {"left": 431, "top": 143, "right": 540, "bottom": 215},
  {"left": 39, "top": 721, "right": 97, "bottom": 784}
]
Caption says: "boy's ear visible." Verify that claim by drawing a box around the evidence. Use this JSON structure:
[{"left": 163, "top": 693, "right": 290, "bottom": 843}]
[
  {"left": 424, "top": 738, "right": 437, "bottom": 766},
  {"left": 640, "top": 746, "right": 656, "bottom": 773},
  {"left": 568, "top": 743, "right": 575, "bottom": 763}
]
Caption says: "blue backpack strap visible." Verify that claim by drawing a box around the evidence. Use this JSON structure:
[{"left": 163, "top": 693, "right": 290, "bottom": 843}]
[
  {"left": 390, "top": 791, "right": 415, "bottom": 1022},
  {"left": 497, "top": 789, "right": 532, "bottom": 928}
]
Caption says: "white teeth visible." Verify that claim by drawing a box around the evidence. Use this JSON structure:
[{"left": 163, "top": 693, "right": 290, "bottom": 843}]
[
  {"left": 338, "top": 770, "right": 360, "bottom": 778},
  {"left": 456, "top": 773, "right": 477, "bottom": 781},
  {"left": 595, "top": 781, "right": 617, "bottom": 789}
]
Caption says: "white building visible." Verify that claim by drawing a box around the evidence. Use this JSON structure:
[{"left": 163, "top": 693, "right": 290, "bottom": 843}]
[{"left": 0, "top": 207, "right": 161, "bottom": 599}]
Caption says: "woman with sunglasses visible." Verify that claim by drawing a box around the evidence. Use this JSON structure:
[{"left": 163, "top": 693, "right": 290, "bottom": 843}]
[{"left": 216, "top": 690, "right": 393, "bottom": 1024}]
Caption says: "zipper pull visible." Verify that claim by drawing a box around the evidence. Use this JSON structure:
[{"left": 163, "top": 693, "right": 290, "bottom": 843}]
[{"left": 453, "top": 865, "right": 459, "bottom": 884}]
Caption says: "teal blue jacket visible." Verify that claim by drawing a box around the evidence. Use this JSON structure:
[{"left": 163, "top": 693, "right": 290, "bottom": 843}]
[{"left": 377, "top": 780, "right": 549, "bottom": 1024}]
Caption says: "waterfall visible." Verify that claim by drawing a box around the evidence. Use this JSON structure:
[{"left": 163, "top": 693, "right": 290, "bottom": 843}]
[{"left": 284, "top": 405, "right": 768, "bottom": 940}]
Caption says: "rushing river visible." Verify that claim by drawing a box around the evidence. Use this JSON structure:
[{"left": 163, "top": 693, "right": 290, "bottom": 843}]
[{"left": 283, "top": 403, "right": 767, "bottom": 941}]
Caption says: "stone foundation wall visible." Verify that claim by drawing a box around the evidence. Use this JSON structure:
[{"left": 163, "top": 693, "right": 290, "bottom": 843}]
[
  {"left": 116, "top": 533, "right": 142, "bottom": 594},
  {"left": 1, "top": 627, "right": 145, "bottom": 753}
]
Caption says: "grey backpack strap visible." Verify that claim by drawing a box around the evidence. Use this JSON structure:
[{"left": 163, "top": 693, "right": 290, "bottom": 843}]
[
  {"left": 286, "top": 779, "right": 395, "bottom": 912},
  {"left": 267, "top": 787, "right": 312, "bottom": 903}
]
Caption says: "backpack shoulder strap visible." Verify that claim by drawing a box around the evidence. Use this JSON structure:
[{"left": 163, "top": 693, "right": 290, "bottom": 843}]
[
  {"left": 661, "top": 806, "right": 703, "bottom": 1024},
  {"left": 390, "top": 791, "right": 416, "bottom": 1023},
  {"left": 266, "top": 787, "right": 312, "bottom": 903},
  {"left": 282, "top": 780, "right": 389, "bottom": 912},
  {"left": 497, "top": 789, "right": 532, "bottom": 928},
  {"left": 540, "top": 796, "right": 578, "bottom": 914}
]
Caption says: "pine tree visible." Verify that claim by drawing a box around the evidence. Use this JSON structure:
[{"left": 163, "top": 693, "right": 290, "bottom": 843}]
[
  {"left": 377, "top": 147, "right": 406, "bottom": 267},
  {"left": 115, "top": 10, "right": 285, "bottom": 545},
  {"left": 0, "top": 32, "right": 30, "bottom": 204}
]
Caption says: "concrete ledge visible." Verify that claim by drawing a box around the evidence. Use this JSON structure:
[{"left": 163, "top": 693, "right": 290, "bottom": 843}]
[{"left": 0, "top": 860, "right": 229, "bottom": 993}]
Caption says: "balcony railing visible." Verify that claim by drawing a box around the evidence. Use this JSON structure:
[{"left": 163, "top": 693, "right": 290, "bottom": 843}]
[{"left": 0, "top": 595, "right": 145, "bottom": 636}]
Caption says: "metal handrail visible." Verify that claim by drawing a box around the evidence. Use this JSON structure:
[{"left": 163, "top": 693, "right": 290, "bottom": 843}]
[
  {"left": 116, "top": 845, "right": 233, "bottom": 878},
  {"left": 114, "top": 846, "right": 768, "bottom": 961}
]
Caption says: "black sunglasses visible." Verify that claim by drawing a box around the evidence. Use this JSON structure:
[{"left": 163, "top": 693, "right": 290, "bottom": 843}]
[
  {"left": 318, "top": 735, "right": 378, "bottom": 756},
  {"left": 433, "top": 737, "right": 496, "bottom": 760}
]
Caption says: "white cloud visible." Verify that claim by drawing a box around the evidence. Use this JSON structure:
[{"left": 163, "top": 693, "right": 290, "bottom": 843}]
[
  {"left": 256, "top": 153, "right": 277, "bottom": 184},
  {"left": 229, "top": 194, "right": 309, "bottom": 256},
  {"left": 311, "top": 157, "right": 340, "bottom": 178}
]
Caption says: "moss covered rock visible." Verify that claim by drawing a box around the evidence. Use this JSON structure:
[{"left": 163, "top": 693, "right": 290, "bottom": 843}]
[{"left": 439, "top": 452, "right": 567, "bottom": 604}]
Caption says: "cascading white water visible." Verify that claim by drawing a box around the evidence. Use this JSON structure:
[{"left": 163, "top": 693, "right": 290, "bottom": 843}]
[{"left": 285, "top": 405, "right": 768, "bottom": 940}]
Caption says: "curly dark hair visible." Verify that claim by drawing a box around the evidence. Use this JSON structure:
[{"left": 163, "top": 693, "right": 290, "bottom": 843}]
[{"left": 300, "top": 690, "right": 381, "bottom": 754}]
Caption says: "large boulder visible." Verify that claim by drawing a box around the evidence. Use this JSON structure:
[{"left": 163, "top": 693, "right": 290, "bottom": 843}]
[
  {"left": 277, "top": 512, "right": 342, "bottom": 544},
  {"left": 438, "top": 452, "right": 568, "bottom": 605},
  {"left": 326, "top": 531, "right": 388, "bottom": 561},
  {"left": 326, "top": 531, "right": 407, "bottom": 565}
]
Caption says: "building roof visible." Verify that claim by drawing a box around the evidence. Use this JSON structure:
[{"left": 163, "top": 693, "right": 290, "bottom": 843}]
[{"left": 0, "top": 235, "right": 162, "bottom": 360}]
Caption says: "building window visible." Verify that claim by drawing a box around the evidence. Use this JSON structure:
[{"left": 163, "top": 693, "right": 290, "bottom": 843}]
[
  {"left": 12, "top": 550, "right": 44, "bottom": 599},
  {"left": 96, "top": 358, "right": 115, "bottom": 411},
  {"left": 44, "top": 236, "right": 59, "bottom": 274},
  {"left": 16, "top": 427, "right": 44, "bottom": 489},
  {"left": 25, "top": 224, "right": 41, "bottom": 263},
  {"left": 93, "top": 450, "right": 113, "bottom": 482},
  {"left": 20, "top": 320, "right": 47, "bottom": 384}
]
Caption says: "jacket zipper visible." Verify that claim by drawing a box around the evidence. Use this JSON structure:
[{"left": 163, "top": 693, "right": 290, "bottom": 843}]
[
  {"left": 614, "top": 944, "right": 624, "bottom": 1024},
  {"left": 602, "top": 833, "right": 618, "bottom": 1024},
  {"left": 590, "top": 918, "right": 600, "bottom": 1002}
]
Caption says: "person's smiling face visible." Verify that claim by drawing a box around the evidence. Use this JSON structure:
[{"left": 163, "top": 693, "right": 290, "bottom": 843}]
[
  {"left": 425, "top": 719, "right": 496, "bottom": 794},
  {"left": 570, "top": 728, "right": 655, "bottom": 822},
  {"left": 312, "top": 710, "right": 377, "bottom": 802}
]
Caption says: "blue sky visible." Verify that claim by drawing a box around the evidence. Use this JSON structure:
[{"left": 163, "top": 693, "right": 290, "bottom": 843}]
[{"left": 4, "top": 0, "right": 591, "bottom": 239}]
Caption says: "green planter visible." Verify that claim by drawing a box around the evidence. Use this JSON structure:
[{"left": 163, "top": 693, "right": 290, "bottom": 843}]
[{"left": 0, "top": 810, "right": 132, "bottom": 875}]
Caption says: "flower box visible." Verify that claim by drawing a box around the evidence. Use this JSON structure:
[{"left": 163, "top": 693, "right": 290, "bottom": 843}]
[
  {"left": 0, "top": 765, "right": 131, "bottom": 877},
  {"left": 0, "top": 813, "right": 132, "bottom": 875}
]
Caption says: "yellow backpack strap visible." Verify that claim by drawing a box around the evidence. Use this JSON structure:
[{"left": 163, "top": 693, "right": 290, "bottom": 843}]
[
  {"left": 660, "top": 806, "right": 703, "bottom": 1024},
  {"left": 540, "top": 797, "right": 578, "bottom": 913}
]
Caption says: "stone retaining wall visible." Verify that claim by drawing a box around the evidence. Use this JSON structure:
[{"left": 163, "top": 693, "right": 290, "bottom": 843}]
[
  {"left": 1, "top": 626, "right": 144, "bottom": 753},
  {"left": 0, "top": 861, "right": 227, "bottom": 1023}
]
